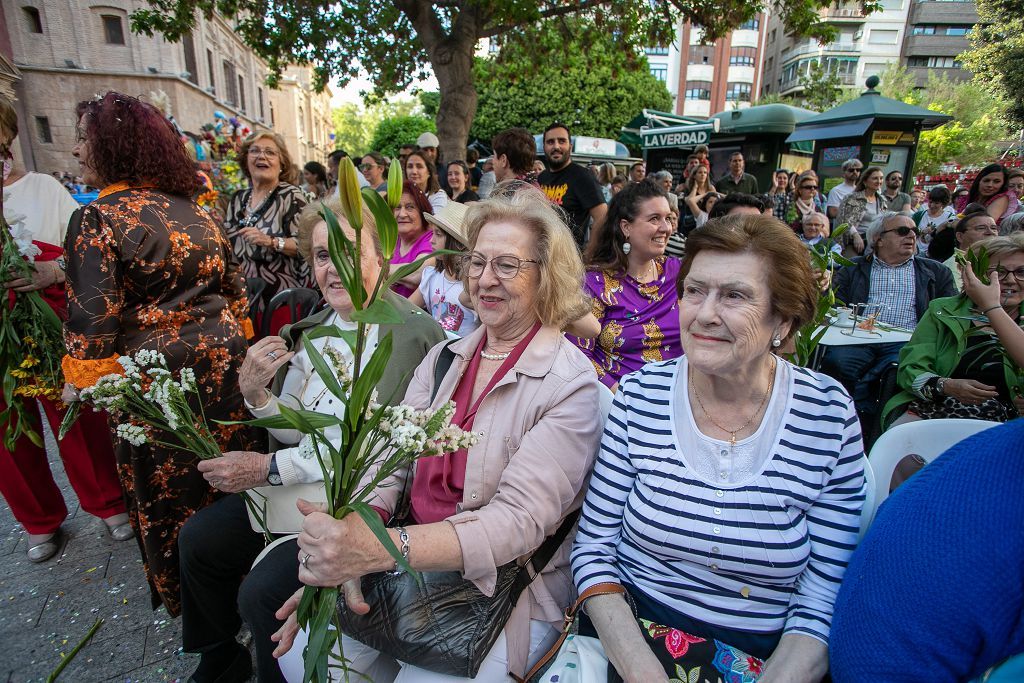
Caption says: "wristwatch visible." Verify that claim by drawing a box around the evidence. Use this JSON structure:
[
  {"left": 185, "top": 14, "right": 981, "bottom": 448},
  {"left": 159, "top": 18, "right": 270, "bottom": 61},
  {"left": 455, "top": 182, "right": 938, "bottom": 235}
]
[
  {"left": 275, "top": 237, "right": 286, "bottom": 252},
  {"left": 922, "top": 376, "right": 946, "bottom": 402},
  {"left": 266, "top": 454, "right": 282, "bottom": 486},
  {"left": 54, "top": 256, "right": 67, "bottom": 272}
]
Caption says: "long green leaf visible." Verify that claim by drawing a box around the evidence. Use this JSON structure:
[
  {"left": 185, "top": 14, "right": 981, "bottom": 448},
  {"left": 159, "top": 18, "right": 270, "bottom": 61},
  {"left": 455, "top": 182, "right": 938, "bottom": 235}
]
[
  {"left": 350, "top": 298, "right": 403, "bottom": 325},
  {"left": 361, "top": 187, "right": 399, "bottom": 257},
  {"left": 303, "top": 588, "right": 339, "bottom": 683},
  {"left": 384, "top": 252, "right": 446, "bottom": 290},
  {"left": 324, "top": 207, "right": 364, "bottom": 311},
  {"left": 218, "top": 411, "right": 346, "bottom": 431},
  {"left": 348, "top": 333, "right": 393, "bottom": 430},
  {"left": 350, "top": 502, "right": 418, "bottom": 579},
  {"left": 301, "top": 333, "right": 346, "bottom": 400}
]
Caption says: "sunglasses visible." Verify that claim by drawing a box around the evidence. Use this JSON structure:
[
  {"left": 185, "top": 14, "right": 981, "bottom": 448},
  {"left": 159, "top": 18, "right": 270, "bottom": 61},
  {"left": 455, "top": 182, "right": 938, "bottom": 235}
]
[
  {"left": 846, "top": 168, "right": 863, "bottom": 174},
  {"left": 881, "top": 226, "right": 920, "bottom": 237},
  {"left": 800, "top": 185, "right": 818, "bottom": 190}
]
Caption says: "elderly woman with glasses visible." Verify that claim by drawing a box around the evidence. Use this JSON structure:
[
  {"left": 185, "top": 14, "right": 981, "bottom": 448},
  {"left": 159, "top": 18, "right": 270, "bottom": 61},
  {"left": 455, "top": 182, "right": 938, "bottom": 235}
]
[
  {"left": 883, "top": 232, "right": 1024, "bottom": 428},
  {"left": 224, "top": 131, "right": 309, "bottom": 336},
  {"left": 360, "top": 151, "right": 389, "bottom": 192},
  {"left": 272, "top": 185, "right": 604, "bottom": 682}
]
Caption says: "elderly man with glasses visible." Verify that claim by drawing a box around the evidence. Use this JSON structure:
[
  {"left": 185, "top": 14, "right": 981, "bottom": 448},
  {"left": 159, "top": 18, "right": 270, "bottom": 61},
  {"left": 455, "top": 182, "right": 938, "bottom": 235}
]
[
  {"left": 821, "top": 212, "right": 956, "bottom": 418},
  {"left": 943, "top": 210, "right": 1000, "bottom": 289}
]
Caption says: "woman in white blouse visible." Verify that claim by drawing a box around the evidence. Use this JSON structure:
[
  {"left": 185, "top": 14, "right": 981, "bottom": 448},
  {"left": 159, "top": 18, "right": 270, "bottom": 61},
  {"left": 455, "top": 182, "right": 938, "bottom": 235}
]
[
  {"left": 570, "top": 213, "right": 865, "bottom": 683},
  {"left": 177, "top": 195, "right": 444, "bottom": 683}
]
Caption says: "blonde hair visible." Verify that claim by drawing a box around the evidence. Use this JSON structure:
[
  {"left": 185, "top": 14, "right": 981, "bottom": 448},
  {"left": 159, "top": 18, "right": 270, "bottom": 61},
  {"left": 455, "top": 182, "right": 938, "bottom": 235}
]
[
  {"left": 294, "top": 194, "right": 381, "bottom": 268},
  {"left": 463, "top": 184, "right": 589, "bottom": 329},
  {"left": 971, "top": 233, "right": 1024, "bottom": 261},
  {"left": 0, "top": 94, "right": 17, "bottom": 146},
  {"left": 238, "top": 130, "right": 296, "bottom": 185}
]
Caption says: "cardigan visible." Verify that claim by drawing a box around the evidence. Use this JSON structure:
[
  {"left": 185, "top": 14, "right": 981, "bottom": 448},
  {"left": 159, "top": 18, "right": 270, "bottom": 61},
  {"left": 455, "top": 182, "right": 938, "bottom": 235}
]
[
  {"left": 829, "top": 418, "right": 1024, "bottom": 683},
  {"left": 881, "top": 294, "right": 1024, "bottom": 427},
  {"left": 362, "top": 324, "right": 604, "bottom": 676},
  {"left": 571, "top": 357, "right": 865, "bottom": 646}
]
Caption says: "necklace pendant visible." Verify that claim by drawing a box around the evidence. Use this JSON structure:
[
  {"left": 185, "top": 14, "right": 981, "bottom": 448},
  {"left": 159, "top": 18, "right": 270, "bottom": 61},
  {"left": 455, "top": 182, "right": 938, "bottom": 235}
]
[{"left": 729, "top": 434, "right": 737, "bottom": 447}]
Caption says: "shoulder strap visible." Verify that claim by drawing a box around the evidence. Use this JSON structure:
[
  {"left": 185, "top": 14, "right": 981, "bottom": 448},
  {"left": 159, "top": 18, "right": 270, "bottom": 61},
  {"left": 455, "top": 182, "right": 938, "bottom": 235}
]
[
  {"left": 515, "top": 580, "right": 628, "bottom": 682},
  {"left": 430, "top": 339, "right": 459, "bottom": 403}
]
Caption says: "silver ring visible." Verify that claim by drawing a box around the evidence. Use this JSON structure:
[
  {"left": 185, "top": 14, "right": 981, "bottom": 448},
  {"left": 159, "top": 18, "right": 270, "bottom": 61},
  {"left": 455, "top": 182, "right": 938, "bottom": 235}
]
[
  {"left": 301, "top": 553, "right": 311, "bottom": 569},
  {"left": 267, "top": 351, "right": 278, "bottom": 360}
]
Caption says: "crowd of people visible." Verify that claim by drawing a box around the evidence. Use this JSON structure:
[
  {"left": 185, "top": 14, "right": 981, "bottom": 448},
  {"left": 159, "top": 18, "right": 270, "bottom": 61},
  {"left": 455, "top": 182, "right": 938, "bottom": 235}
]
[{"left": 1, "top": 88, "right": 1022, "bottom": 683}]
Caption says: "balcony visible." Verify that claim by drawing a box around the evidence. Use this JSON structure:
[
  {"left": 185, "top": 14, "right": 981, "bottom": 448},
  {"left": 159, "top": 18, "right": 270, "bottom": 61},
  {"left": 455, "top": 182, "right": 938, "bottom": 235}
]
[
  {"left": 903, "top": 34, "right": 969, "bottom": 56},
  {"left": 785, "top": 42, "right": 859, "bottom": 60},
  {"left": 780, "top": 71, "right": 856, "bottom": 93},
  {"left": 819, "top": 6, "right": 867, "bottom": 22},
  {"left": 908, "top": 2, "right": 978, "bottom": 24}
]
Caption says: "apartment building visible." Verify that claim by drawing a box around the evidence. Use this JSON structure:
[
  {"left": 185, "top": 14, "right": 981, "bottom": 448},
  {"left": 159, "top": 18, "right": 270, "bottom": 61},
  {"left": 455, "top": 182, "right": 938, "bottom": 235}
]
[
  {"left": 645, "top": 15, "right": 767, "bottom": 117},
  {"left": 2, "top": 0, "right": 332, "bottom": 172},
  {"left": 901, "top": 0, "right": 978, "bottom": 86},
  {"left": 268, "top": 66, "right": 334, "bottom": 168},
  {"left": 760, "top": 0, "right": 911, "bottom": 100}
]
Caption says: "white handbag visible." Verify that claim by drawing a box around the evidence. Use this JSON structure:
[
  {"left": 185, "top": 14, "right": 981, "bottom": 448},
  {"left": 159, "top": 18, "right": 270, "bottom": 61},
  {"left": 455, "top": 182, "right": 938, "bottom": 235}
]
[
  {"left": 520, "top": 582, "right": 625, "bottom": 683},
  {"left": 245, "top": 483, "right": 328, "bottom": 534},
  {"left": 537, "top": 633, "right": 609, "bottom": 683}
]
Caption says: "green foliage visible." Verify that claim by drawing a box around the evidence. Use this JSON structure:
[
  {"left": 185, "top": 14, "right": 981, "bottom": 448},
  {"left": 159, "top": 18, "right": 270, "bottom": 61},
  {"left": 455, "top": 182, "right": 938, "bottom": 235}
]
[
  {"left": 418, "top": 91, "right": 440, "bottom": 119},
  {"left": 788, "top": 223, "right": 854, "bottom": 368},
  {"left": 873, "top": 63, "right": 1010, "bottom": 175},
  {"left": 368, "top": 115, "right": 436, "bottom": 159},
  {"left": 960, "top": 0, "right": 1024, "bottom": 130},
  {"left": 332, "top": 99, "right": 420, "bottom": 156},
  {"left": 470, "top": 17, "right": 673, "bottom": 142},
  {"left": 798, "top": 61, "right": 843, "bottom": 112}
]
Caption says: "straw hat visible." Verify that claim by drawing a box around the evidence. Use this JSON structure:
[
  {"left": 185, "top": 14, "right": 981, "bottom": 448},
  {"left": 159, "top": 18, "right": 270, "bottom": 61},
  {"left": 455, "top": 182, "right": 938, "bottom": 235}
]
[{"left": 424, "top": 202, "right": 470, "bottom": 248}]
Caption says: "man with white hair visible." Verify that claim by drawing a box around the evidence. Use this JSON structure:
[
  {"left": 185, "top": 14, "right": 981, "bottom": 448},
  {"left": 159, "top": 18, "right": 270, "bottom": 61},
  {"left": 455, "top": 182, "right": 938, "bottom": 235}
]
[{"left": 822, "top": 212, "right": 956, "bottom": 414}]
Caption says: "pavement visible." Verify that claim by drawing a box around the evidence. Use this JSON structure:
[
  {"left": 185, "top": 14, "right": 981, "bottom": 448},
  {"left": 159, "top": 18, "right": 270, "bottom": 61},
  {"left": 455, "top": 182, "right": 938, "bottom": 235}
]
[{"left": 0, "top": 419, "right": 211, "bottom": 682}]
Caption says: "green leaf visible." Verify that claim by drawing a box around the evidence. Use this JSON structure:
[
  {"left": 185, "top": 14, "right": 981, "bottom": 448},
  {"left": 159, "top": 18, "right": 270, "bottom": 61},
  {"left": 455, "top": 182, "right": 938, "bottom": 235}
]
[
  {"left": 301, "top": 333, "right": 346, "bottom": 400},
  {"left": 323, "top": 206, "right": 364, "bottom": 311},
  {"left": 350, "top": 502, "right": 419, "bottom": 579},
  {"left": 350, "top": 298, "right": 403, "bottom": 325},
  {"left": 362, "top": 186, "right": 398, "bottom": 256},
  {"left": 234, "top": 406, "right": 346, "bottom": 431},
  {"left": 348, "top": 333, "right": 393, "bottom": 430},
  {"left": 384, "top": 251, "right": 455, "bottom": 290},
  {"left": 303, "top": 587, "right": 339, "bottom": 683}
]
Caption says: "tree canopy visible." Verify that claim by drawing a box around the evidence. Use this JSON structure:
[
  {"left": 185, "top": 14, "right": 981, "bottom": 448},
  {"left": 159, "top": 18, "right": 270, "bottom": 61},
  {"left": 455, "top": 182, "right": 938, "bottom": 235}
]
[
  {"left": 369, "top": 115, "right": 436, "bottom": 158},
  {"left": 469, "top": 18, "right": 673, "bottom": 144},
  {"left": 332, "top": 98, "right": 421, "bottom": 156},
  {"left": 131, "top": 0, "right": 867, "bottom": 159},
  {"left": 960, "top": 0, "right": 1024, "bottom": 130}
]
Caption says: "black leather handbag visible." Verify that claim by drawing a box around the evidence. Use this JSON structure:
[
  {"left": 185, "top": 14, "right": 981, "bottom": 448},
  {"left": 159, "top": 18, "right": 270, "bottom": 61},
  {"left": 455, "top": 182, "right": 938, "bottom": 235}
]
[
  {"left": 335, "top": 513, "right": 577, "bottom": 677},
  {"left": 335, "top": 341, "right": 580, "bottom": 677}
]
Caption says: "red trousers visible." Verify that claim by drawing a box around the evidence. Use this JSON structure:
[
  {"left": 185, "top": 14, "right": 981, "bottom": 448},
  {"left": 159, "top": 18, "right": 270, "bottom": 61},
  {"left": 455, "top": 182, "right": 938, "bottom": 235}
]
[{"left": 0, "top": 398, "right": 125, "bottom": 534}]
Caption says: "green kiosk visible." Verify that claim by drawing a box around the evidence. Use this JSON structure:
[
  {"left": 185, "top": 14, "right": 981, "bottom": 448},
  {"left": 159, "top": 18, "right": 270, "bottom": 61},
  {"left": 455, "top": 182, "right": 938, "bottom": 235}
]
[{"left": 786, "top": 76, "right": 952, "bottom": 194}]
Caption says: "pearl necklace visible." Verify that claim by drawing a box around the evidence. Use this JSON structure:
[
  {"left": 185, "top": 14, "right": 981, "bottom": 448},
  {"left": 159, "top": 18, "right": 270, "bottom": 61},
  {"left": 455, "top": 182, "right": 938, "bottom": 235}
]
[{"left": 480, "top": 349, "right": 510, "bottom": 361}]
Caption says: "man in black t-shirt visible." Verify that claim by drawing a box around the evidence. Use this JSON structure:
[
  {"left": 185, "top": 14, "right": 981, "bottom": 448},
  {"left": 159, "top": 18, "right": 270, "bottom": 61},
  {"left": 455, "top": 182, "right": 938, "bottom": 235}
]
[{"left": 538, "top": 122, "right": 607, "bottom": 250}]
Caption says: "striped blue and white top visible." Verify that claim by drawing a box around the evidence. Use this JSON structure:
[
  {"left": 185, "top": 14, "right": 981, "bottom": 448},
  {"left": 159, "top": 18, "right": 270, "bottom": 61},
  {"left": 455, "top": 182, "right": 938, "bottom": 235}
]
[{"left": 571, "top": 356, "right": 865, "bottom": 645}]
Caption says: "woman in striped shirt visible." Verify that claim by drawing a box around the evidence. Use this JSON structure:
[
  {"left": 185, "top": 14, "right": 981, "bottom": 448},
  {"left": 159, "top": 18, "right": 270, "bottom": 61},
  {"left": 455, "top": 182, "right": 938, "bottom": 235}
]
[{"left": 571, "top": 214, "right": 865, "bottom": 682}]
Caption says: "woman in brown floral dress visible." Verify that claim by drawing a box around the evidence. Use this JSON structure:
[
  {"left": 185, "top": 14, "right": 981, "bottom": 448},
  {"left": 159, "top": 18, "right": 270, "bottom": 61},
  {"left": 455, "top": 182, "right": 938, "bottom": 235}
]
[
  {"left": 223, "top": 131, "right": 309, "bottom": 337},
  {"left": 61, "top": 92, "right": 260, "bottom": 617}
]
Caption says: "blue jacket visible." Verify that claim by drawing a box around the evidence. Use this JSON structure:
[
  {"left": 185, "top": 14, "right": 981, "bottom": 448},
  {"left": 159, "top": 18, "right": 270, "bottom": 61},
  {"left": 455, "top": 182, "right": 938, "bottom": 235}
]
[
  {"left": 829, "top": 419, "right": 1024, "bottom": 682},
  {"left": 832, "top": 254, "right": 956, "bottom": 323}
]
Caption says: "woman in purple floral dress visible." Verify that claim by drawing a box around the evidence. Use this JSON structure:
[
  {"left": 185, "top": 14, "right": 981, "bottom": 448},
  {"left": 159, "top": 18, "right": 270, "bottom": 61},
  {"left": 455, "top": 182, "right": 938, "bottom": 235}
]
[{"left": 572, "top": 180, "right": 681, "bottom": 389}]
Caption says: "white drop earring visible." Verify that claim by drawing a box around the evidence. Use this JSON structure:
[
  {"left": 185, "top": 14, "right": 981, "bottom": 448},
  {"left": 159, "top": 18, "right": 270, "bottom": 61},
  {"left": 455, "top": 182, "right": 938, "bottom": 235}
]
[
  {"left": 771, "top": 336, "right": 781, "bottom": 348},
  {"left": 622, "top": 240, "right": 631, "bottom": 255}
]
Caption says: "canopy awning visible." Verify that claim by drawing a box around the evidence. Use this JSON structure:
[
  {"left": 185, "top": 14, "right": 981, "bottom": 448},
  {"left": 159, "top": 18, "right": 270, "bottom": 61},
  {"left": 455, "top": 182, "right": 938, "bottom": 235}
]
[
  {"left": 786, "top": 118, "right": 873, "bottom": 144},
  {"left": 621, "top": 109, "right": 708, "bottom": 146}
]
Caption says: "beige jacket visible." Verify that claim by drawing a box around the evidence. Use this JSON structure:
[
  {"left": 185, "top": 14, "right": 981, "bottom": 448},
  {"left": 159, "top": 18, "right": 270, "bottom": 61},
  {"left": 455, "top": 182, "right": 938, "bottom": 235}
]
[{"left": 367, "top": 324, "right": 603, "bottom": 676}]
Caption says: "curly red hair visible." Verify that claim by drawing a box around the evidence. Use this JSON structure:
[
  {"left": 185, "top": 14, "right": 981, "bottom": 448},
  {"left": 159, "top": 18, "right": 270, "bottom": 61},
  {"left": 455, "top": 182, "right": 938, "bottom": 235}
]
[{"left": 75, "top": 92, "right": 199, "bottom": 197}]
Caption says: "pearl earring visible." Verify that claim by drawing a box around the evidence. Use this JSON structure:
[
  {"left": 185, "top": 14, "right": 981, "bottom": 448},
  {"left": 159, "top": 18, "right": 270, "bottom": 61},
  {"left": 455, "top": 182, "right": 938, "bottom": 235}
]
[
  {"left": 622, "top": 240, "right": 631, "bottom": 255},
  {"left": 771, "top": 337, "right": 781, "bottom": 348}
]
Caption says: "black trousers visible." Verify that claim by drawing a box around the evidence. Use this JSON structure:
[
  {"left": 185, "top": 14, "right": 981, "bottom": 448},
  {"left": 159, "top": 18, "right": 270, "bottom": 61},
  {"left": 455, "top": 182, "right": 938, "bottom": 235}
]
[{"left": 179, "top": 493, "right": 303, "bottom": 683}]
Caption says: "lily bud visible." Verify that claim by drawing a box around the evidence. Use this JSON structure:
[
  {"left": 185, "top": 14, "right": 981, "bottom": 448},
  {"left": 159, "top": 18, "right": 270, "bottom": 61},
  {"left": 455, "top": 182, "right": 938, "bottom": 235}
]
[
  {"left": 337, "top": 156, "right": 363, "bottom": 231},
  {"left": 387, "top": 156, "right": 403, "bottom": 208}
]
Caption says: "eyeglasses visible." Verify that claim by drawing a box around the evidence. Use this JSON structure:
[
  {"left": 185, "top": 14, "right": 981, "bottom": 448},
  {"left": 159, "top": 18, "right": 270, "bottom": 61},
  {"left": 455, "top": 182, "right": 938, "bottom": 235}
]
[
  {"left": 462, "top": 253, "right": 537, "bottom": 280},
  {"left": 846, "top": 167, "right": 863, "bottom": 174},
  {"left": 986, "top": 266, "right": 1024, "bottom": 282},
  {"left": 359, "top": 163, "right": 378, "bottom": 171},
  {"left": 800, "top": 185, "right": 818, "bottom": 190},
  {"left": 248, "top": 147, "right": 279, "bottom": 158},
  {"left": 881, "top": 226, "right": 921, "bottom": 237}
]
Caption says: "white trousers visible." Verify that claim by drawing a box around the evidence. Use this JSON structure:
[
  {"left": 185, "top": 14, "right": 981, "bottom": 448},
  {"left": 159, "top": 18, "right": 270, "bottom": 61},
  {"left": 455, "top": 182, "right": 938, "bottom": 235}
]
[{"left": 279, "top": 619, "right": 558, "bottom": 682}]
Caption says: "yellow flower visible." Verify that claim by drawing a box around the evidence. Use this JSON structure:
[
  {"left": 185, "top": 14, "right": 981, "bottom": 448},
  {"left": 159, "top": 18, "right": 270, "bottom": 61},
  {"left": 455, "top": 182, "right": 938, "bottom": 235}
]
[
  {"left": 10, "top": 369, "right": 29, "bottom": 379},
  {"left": 20, "top": 356, "right": 38, "bottom": 369}
]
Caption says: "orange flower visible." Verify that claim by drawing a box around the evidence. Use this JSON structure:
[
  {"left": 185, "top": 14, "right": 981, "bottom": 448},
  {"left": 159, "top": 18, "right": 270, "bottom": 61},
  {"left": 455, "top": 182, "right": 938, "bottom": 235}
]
[{"left": 61, "top": 354, "right": 123, "bottom": 389}]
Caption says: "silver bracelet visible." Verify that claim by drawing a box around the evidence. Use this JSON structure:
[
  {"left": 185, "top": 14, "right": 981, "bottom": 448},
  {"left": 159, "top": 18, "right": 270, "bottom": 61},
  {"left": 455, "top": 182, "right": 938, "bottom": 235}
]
[{"left": 391, "top": 526, "right": 410, "bottom": 574}]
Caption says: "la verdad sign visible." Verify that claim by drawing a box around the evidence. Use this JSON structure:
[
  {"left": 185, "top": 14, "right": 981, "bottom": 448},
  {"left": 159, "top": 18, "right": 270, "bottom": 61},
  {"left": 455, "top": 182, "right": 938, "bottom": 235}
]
[{"left": 642, "top": 125, "right": 712, "bottom": 149}]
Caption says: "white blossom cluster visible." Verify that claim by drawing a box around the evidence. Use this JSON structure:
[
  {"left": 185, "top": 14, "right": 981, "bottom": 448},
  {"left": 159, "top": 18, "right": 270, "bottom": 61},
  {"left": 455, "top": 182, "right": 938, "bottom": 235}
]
[
  {"left": 115, "top": 422, "right": 147, "bottom": 446},
  {"left": 376, "top": 401, "right": 477, "bottom": 457},
  {"left": 321, "top": 345, "right": 353, "bottom": 390}
]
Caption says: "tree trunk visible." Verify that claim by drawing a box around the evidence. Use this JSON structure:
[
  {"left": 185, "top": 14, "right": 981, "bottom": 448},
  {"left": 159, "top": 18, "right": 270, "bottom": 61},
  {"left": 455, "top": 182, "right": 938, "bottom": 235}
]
[
  {"left": 432, "top": 49, "right": 477, "bottom": 165},
  {"left": 401, "top": 0, "right": 481, "bottom": 164}
]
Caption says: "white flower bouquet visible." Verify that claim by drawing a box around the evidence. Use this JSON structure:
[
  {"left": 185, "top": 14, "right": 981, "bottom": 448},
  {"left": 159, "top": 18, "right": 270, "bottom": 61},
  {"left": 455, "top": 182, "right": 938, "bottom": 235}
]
[{"left": 242, "top": 157, "right": 475, "bottom": 682}]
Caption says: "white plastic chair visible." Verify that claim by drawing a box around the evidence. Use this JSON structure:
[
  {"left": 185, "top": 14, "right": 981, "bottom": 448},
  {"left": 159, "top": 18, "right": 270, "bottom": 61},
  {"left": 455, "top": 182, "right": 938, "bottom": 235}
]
[{"left": 861, "top": 418, "right": 1000, "bottom": 531}]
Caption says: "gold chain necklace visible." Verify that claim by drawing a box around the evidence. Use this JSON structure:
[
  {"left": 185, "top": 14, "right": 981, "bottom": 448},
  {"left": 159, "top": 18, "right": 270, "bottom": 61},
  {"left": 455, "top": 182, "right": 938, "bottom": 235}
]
[{"left": 691, "top": 357, "right": 777, "bottom": 447}]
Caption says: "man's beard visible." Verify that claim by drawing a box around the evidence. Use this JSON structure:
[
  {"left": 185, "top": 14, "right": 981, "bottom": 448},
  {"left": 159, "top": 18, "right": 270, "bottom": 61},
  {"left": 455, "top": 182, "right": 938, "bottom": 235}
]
[{"left": 548, "top": 153, "right": 570, "bottom": 170}]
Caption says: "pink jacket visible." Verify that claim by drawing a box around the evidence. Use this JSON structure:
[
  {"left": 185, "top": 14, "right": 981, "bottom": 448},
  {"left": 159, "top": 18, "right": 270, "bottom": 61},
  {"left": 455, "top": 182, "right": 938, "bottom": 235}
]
[{"left": 367, "top": 324, "right": 603, "bottom": 676}]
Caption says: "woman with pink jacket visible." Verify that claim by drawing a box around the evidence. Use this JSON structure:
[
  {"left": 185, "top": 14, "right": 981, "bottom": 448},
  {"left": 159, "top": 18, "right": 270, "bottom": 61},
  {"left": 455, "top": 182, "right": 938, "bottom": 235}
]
[{"left": 273, "top": 185, "right": 604, "bottom": 681}]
